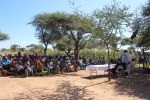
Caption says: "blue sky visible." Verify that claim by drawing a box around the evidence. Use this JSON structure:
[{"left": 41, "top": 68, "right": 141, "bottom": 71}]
[{"left": 0, "top": 0, "right": 147, "bottom": 49}]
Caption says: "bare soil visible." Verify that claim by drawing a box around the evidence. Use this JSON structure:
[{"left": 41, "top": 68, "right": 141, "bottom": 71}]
[{"left": 0, "top": 70, "right": 150, "bottom": 100}]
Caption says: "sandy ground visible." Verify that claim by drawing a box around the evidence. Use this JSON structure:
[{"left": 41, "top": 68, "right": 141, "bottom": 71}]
[{"left": 0, "top": 70, "right": 150, "bottom": 100}]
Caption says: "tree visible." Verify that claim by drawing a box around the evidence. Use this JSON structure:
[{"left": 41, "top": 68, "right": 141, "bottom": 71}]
[
  {"left": 84, "top": 38, "right": 100, "bottom": 49},
  {"left": 63, "top": 14, "right": 94, "bottom": 60},
  {"left": 19, "top": 47, "right": 26, "bottom": 52},
  {"left": 31, "top": 12, "right": 94, "bottom": 58},
  {"left": 131, "top": 0, "right": 150, "bottom": 47},
  {"left": 110, "top": 34, "right": 121, "bottom": 59},
  {"left": 10, "top": 44, "right": 20, "bottom": 52},
  {"left": 68, "top": 0, "right": 95, "bottom": 60},
  {"left": 92, "top": 0, "right": 132, "bottom": 62},
  {"left": 140, "top": 1, "right": 150, "bottom": 47},
  {"left": 0, "top": 31, "right": 9, "bottom": 41},
  {"left": 121, "top": 37, "right": 131, "bottom": 46},
  {"left": 54, "top": 36, "right": 73, "bottom": 56},
  {"left": 30, "top": 13, "right": 63, "bottom": 55},
  {"left": 26, "top": 44, "right": 44, "bottom": 54},
  {"left": 131, "top": 0, "right": 150, "bottom": 69}
]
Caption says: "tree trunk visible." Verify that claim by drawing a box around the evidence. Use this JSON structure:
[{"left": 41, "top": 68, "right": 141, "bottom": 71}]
[
  {"left": 142, "top": 48, "right": 145, "bottom": 70},
  {"left": 73, "top": 41, "right": 79, "bottom": 72},
  {"left": 74, "top": 41, "right": 79, "bottom": 62},
  {"left": 64, "top": 47, "right": 71, "bottom": 56},
  {"left": 107, "top": 47, "right": 110, "bottom": 64},
  {"left": 44, "top": 45, "right": 48, "bottom": 56},
  {"left": 113, "top": 50, "right": 116, "bottom": 60},
  {"left": 107, "top": 49, "right": 110, "bottom": 63},
  {"left": 74, "top": 48, "right": 79, "bottom": 62},
  {"left": 106, "top": 45, "right": 111, "bottom": 81}
]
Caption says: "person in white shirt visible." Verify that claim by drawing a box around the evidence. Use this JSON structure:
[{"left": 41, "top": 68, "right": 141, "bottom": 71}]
[
  {"left": 47, "top": 60, "right": 53, "bottom": 74},
  {"left": 129, "top": 49, "right": 136, "bottom": 62},
  {"left": 121, "top": 50, "right": 129, "bottom": 70}
]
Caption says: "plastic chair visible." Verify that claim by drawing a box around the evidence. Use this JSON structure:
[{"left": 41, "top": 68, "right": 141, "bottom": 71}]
[
  {"left": 116, "top": 65, "right": 123, "bottom": 77},
  {"left": 25, "top": 67, "right": 34, "bottom": 77},
  {"left": 123, "top": 62, "right": 134, "bottom": 76}
]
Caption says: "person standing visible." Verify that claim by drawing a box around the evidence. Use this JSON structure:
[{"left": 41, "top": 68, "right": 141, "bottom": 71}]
[
  {"left": 121, "top": 50, "right": 129, "bottom": 70},
  {"left": 129, "top": 49, "right": 136, "bottom": 62}
]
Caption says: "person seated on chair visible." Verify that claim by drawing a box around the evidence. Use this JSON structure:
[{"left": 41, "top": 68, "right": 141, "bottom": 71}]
[
  {"left": 59, "top": 58, "right": 65, "bottom": 74},
  {"left": 11, "top": 59, "right": 19, "bottom": 73},
  {"left": 36, "top": 57, "right": 44, "bottom": 73},
  {"left": 110, "top": 58, "right": 116, "bottom": 64},
  {"left": 65, "top": 57, "right": 70, "bottom": 71},
  {"left": 47, "top": 59, "right": 53, "bottom": 74},
  {"left": 101, "top": 57, "right": 106, "bottom": 64},
  {"left": 109, "top": 58, "right": 122, "bottom": 75},
  {"left": 18, "top": 61, "right": 24, "bottom": 74},
  {"left": 24, "top": 61, "right": 30, "bottom": 76},
  {"left": 77, "top": 58, "right": 82, "bottom": 69},
  {"left": 25, "top": 61, "right": 34, "bottom": 76},
  {"left": 2, "top": 56, "right": 11, "bottom": 71},
  {"left": 109, "top": 50, "right": 129, "bottom": 76},
  {"left": 30, "top": 59, "right": 36, "bottom": 74}
]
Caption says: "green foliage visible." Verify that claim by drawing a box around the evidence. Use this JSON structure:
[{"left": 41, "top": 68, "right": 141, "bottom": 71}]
[
  {"left": 0, "top": 32, "right": 9, "bottom": 41},
  {"left": 26, "top": 44, "right": 44, "bottom": 54},
  {"left": 142, "top": 0, "right": 150, "bottom": 16},
  {"left": 30, "top": 12, "right": 68, "bottom": 55},
  {"left": 54, "top": 43, "right": 67, "bottom": 51},
  {"left": 121, "top": 37, "right": 131, "bottom": 46},
  {"left": 131, "top": 0, "right": 150, "bottom": 48},
  {"left": 54, "top": 35, "right": 72, "bottom": 56},
  {"left": 63, "top": 14, "right": 94, "bottom": 58},
  {"left": 84, "top": 38, "right": 100, "bottom": 49},
  {"left": 92, "top": 0, "right": 133, "bottom": 60},
  {"left": 10, "top": 44, "right": 20, "bottom": 52},
  {"left": 78, "top": 49, "right": 119, "bottom": 60},
  {"left": 19, "top": 47, "right": 26, "bottom": 52},
  {"left": 140, "top": 0, "right": 150, "bottom": 47},
  {"left": 110, "top": 34, "right": 121, "bottom": 50}
]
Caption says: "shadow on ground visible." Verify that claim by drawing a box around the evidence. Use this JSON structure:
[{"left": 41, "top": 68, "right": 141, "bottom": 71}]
[
  {"left": 14, "top": 81, "right": 94, "bottom": 100},
  {"left": 8, "top": 74, "right": 61, "bottom": 78},
  {"left": 114, "top": 73, "right": 150, "bottom": 100},
  {"left": 5, "top": 71, "right": 81, "bottom": 79},
  {"left": 82, "top": 74, "right": 108, "bottom": 80}
]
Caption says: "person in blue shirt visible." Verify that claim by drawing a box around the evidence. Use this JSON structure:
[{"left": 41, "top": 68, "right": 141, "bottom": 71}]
[{"left": 2, "top": 56, "right": 11, "bottom": 70}]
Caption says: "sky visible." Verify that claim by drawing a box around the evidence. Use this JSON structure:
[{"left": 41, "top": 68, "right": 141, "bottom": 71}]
[{"left": 0, "top": 0, "right": 148, "bottom": 49}]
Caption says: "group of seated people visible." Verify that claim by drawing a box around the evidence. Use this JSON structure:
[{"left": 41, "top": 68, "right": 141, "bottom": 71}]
[
  {"left": 0, "top": 51, "right": 107, "bottom": 76},
  {"left": 0, "top": 53, "right": 77, "bottom": 76},
  {"left": 0, "top": 49, "right": 136, "bottom": 77}
]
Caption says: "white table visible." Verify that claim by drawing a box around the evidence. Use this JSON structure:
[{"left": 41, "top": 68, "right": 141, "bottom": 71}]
[{"left": 86, "top": 64, "right": 115, "bottom": 76}]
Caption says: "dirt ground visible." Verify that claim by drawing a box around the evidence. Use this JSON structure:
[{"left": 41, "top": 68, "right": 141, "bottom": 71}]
[{"left": 0, "top": 70, "right": 150, "bottom": 100}]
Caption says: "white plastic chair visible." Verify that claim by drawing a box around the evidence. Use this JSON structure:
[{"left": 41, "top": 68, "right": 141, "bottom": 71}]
[
  {"left": 123, "top": 62, "right": 134, "bottom": 76},
  {"left": 25, "top": 67, "right": 34, "bottom": 77},
  {"left": 116, "top": 65, "right": 123, "bottom": 77}
]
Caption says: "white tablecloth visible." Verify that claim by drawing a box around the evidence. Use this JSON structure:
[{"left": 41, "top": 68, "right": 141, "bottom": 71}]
[{"left": 86, "top": 64, "right": 115, "bottom": 71}]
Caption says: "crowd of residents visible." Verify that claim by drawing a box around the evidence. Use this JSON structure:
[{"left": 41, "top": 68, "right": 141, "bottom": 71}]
[
  {"left": 0, "top": 48, "right": 149, "bottom": 77},
  {"left": 0, "top": 51, "right": 106, "bottom": 76}
]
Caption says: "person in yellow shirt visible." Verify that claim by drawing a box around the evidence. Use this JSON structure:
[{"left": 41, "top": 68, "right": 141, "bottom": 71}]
[{"left": 36, "top": 57, "right": 44, "bottom": 73}]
